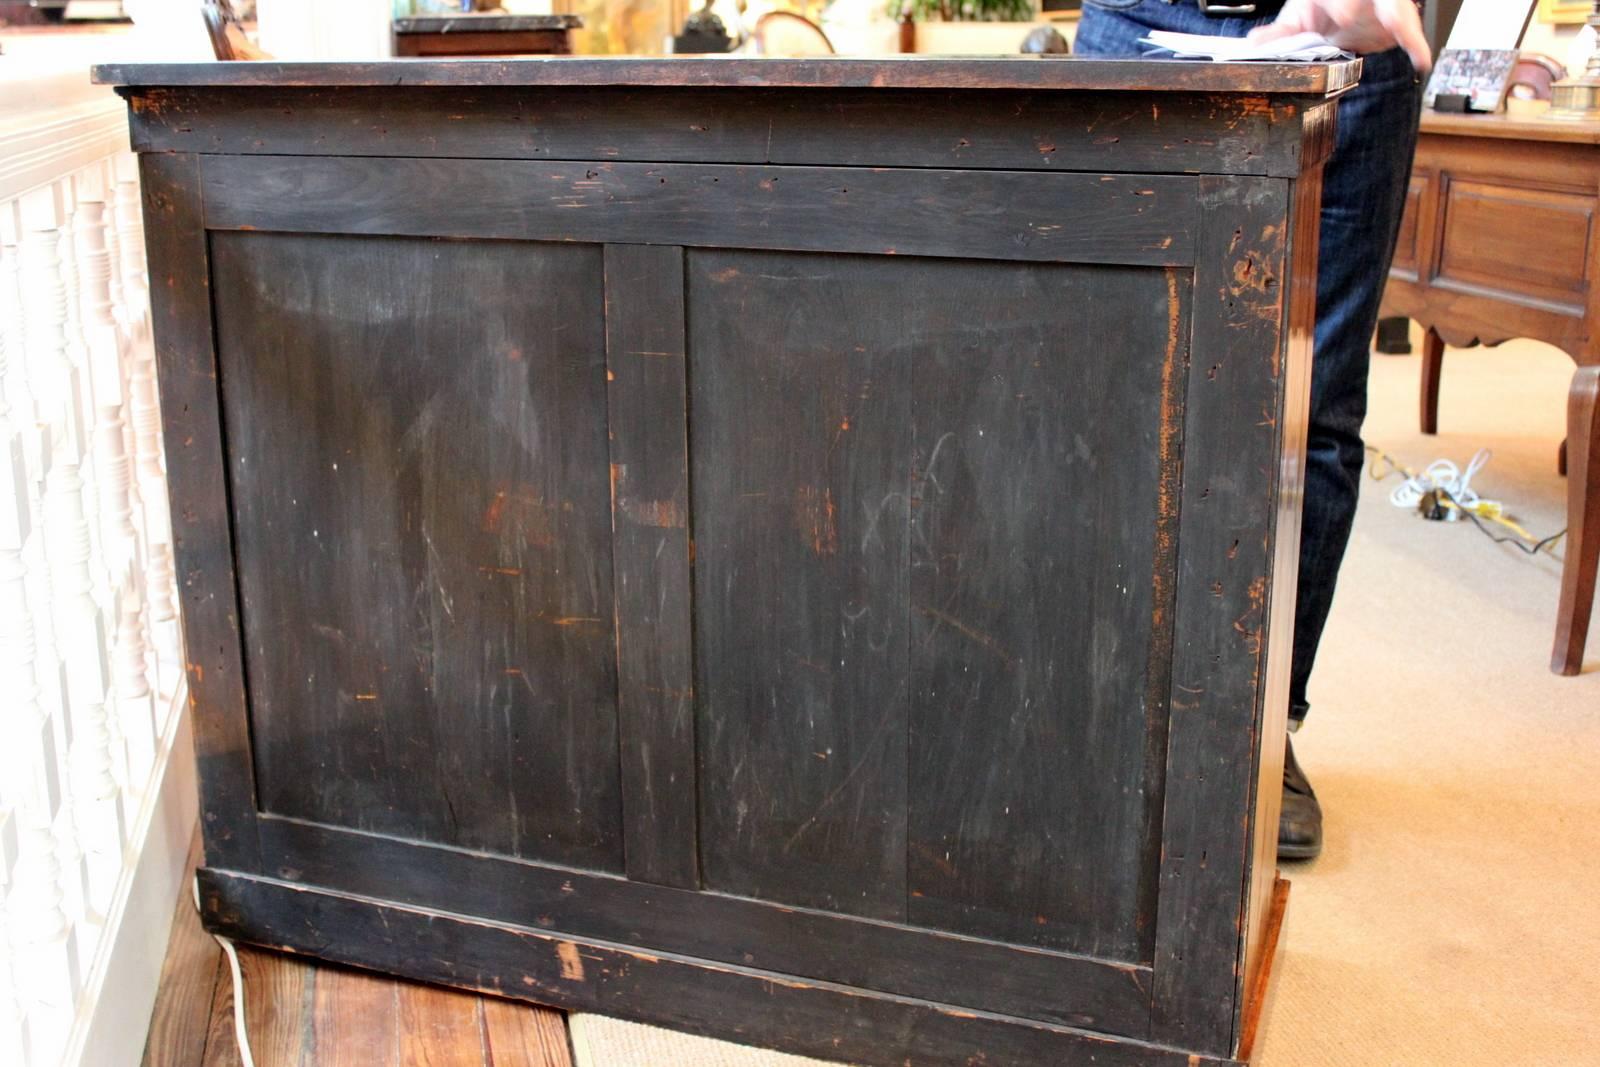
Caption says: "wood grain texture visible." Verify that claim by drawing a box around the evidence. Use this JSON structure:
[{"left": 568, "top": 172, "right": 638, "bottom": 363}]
[
  {"left": 122, "top": 87, "right": 1309, "bottom": 179},
  {"left": 241, "top": 946, "right": 317, "bottom": 1065},
  {"left": 197, "top": 155, "right": 1197, "bottom": 268},
  {"left": 604, "top": 244, "right": 699, "bottom": 890},
  {"left": 1149, "top": 174, "right": 1291, "bottom": 1057},
  {"left": 398, "top": 983, "right": 485, "bottom": 1067},
  {"left": 141, "top": 840, "right": 219, "bottom": 1067},
  {"left": 483, "top": 996, "right": 573, "bottom": 1067},
  {"left": 687, "top": 249, "right": 914, "bottom": 922},
  {"left": 138, "top": 151, "right": 262, "bottom": 871},
  {"left": 254, "top": 816, "right": 1153, "bottom": 1035},
  {"left": 904, "top": 263, "right": 1187, "bottom": 967},
  {"left": 210, "top": 230, "right": 623, "bottom": 870},
  {"left": 311, "top": 965, "right": 401, "bottom": 1067},
  {"left": 94, "top": 56, "right": 1362, "bottom": 94},
  {"left": 200, "top": 869, "right": 1239, "bottom": 1067},
  {"left": 200, "top": 954, "right": 243, "bottom": 1067}
]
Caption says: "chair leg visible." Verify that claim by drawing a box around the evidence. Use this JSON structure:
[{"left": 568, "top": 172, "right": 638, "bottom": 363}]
[
  {"left": 1552, "top": 365, "right": 1600, "bottom": 675},
  {"left": 1560, "top": 437, "right": 1568, "bottom": 478},
  {"left": 1420, "top": 327, "right": 1443, "bottom": 435}
]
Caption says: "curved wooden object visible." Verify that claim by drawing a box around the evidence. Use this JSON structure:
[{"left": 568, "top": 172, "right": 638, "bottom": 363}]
[
  {"left": 1554, "top": 367, "right": 1600, "bottom": 675},
  {"left": 753, "top": 12, "right": 834, "bottom": 57}
]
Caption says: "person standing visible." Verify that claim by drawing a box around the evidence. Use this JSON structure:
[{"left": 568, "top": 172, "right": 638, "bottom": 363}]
[{"left": 1076, "top": 0, "right": 1432, "bottom": 860}]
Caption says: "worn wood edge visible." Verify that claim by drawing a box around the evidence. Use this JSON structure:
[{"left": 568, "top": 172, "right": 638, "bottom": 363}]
[
  {"left": 197, "top": 868, "right": 1233, "bottom": 1067},
  {"left": 1233, "top": 877, "right": 1289, "bottom": 1065},
  {"left": 93, "top": 57, "right": 1360, "bottom": 95},
  {"left": 253, "top": 813, "right": 1152, "bottom": 1036}
]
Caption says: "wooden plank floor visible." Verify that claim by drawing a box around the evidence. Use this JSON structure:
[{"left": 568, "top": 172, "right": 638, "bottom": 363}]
[{"left": 142, "top": 839, "right": 573, "bottom": 1067}]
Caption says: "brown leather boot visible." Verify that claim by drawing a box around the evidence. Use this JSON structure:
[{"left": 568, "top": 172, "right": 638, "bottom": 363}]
[{"left": 1279, "top": 737, "right": 1322, "bottom": 860}]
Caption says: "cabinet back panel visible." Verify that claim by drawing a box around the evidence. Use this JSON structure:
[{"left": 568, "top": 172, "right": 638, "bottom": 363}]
[
  {"left": 211, "top": 231, "right": 624, "bottom": 872},
  {"left": 687, "top": 249, "right": 1182, "bottom": 960}
]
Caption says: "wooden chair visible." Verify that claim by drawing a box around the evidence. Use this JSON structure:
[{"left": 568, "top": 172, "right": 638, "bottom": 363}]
[
  {"left": 752, "top": 12, "right": 833, "bottom": 57},
  {"left": 202, "top": 0, "right": 271, "bottom": 61}
]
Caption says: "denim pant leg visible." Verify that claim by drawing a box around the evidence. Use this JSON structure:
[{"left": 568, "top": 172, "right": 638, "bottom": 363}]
[
  {"left": 1077, "top": 3, "right": 1423, "bottom": 723},
  {"left": 1290, "top": 50, "right": 1421, "bottom": 721}
]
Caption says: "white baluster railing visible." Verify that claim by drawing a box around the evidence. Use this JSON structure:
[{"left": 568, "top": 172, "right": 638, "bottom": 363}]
[{"left": 1, "top": 116, "right": 194, "bottom": 1067}]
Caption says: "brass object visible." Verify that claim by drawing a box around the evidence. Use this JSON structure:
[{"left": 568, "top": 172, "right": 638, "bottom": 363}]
[{"left": 1549, "top": 1, "right": 1600, "bottom": 117}]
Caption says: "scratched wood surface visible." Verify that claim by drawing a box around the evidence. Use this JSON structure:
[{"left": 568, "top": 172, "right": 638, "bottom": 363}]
[
  {"left": 210, "top": 231, "right": 623, "bottom": 870},
  {"left": 121, "top": 65, "right": 1333, "bottom": 1067}
]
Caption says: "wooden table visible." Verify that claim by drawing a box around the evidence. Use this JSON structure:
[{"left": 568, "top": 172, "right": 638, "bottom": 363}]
[
  {"left": 1381, "top": 110, "right": 1600, "bottom": 675},
  {"left": 97, "top": 56, "right": 1353, "bottom": 1067},
  {"left": 392, "top": 13, "right": 580, "bottom": 57}
]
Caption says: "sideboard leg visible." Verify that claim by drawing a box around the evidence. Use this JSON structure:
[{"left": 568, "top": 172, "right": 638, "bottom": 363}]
[
  {"left": 1419, "top": 327, "right": 1443, "bottom": 435},
  {"left": 1552, "top": 366, "right": 1600, "bottom": 676}
]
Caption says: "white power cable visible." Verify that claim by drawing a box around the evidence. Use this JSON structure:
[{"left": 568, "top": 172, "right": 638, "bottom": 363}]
[
  {"left": 193, "top": 876, "right": 257, "bottom": 1067},
  {"left": 1386, "top": 446, "right": 1499, "bottom": 517}
]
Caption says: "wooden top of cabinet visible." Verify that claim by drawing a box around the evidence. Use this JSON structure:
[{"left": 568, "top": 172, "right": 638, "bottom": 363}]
[
  {"left": 91, "top": 56, "right": 1362, "bottom": 96},
  {"left": 1419, "top": 109, "right": 1600, "bottom": 144}
]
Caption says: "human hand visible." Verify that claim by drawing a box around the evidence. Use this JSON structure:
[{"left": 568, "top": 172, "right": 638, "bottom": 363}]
[{"left": 1247, "top": 0, "right": 1432, "bottom": 74}]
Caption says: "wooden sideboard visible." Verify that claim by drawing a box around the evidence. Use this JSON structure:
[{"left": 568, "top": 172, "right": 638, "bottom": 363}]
[
  {"left": 1381, "top": 111, "right": 1600, "bottom": 675},
  {"left": 96, "top": 56, "right": 1353, "bottom": 1066},
  {"left": 392, "top": 13, "right": 581, "bottom": 57}
]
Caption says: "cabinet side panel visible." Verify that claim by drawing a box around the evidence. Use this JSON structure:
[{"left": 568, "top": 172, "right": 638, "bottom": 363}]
[
  {"left": 1151, "top": 175, "right": 1290, "bottom": 1055},
  {"left": 211, "top": 231, "right": 625, "bottom": 872},
  {"left": 140, "top": 152, "right": 262, "bottom": 871}
]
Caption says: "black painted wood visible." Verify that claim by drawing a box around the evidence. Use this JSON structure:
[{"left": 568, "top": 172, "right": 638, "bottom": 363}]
[
  {"left": 199, "top": 868, "right": 1236, "bottom": 1067},
  {"left": 210, "top": 231, "right": 624, "bottom": 871},
  {"left": 255, "top": 815, "right": 1153, "bottom": 1035},
  {"left": 138, "top": 152, "right": 261, "bottom": 871},
  {"left": 1149, "top": 175, "right": 1291, "bottom": 1056},
  {"left": 687, "top": 249, "right": 914, "bottom": 921},
  {"left": 121, "top": 63, "right": 1331, "bottom": 1067},
  {"left": 95, "top": 56, "right": 1362, "bottom": 94},
  {"left": 122, "top": 87, "right": 1312, "bottom": 178},
  {"left": 197, "top": 156, "right": 1196, "bottom": 268},
  {"left": 905, "top": 264, "right": 1188, "bottom": 965},
  {"left": 605, "top": 244, "right": 700, "bottom": 890}
]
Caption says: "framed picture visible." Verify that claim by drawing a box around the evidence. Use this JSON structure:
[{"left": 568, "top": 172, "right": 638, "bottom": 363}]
[
  {"left": 1042, "top": 0, "right": 1082, "bottom": 20},
  {"left": 1539, "top": 0, "right": 1592, "bottom": 25}
]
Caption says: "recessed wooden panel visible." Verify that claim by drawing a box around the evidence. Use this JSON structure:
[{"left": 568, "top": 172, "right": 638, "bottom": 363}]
[
  {"left": 1437, "top": 179, "right": 1592, "bottom": 311},
  {"left": 904, "top": 263, "right": 1185, "bottom": 963},
  {"left": 688, "top": 249, "right": 914, "bottom": 921},
  {"left": 687, "top": 250, "right": 1184, "bottom": 960},
  {"left": 1390, "top": 172, "right": 1427, "bottom": 279},
  {"left": 211, "top": 231, "right": 623, "bottom": 872}
]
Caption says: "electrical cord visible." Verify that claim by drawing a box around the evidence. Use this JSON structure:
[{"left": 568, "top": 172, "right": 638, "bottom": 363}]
[
  {"left": 1364, "top": 445, "right": 1566, "bottom": 557},
  {"left": 194, "top": 875, "right": 257, "bottom": 1067}
]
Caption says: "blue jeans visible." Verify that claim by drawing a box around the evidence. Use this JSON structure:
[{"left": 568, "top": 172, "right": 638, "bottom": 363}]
[{"left": 1078, "top": 0, "right": 1423, "bottom": 724}]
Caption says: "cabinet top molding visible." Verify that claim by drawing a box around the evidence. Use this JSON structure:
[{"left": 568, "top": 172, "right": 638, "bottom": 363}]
[{"left": 92, "top": 56, "right": 1362, "bottom": 96}]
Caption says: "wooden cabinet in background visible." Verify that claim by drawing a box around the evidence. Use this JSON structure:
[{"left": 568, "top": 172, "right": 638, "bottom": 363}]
[
  {"left": 97, "top": 56, "right": 1352, "bottom": 1067},
  {"left": 1380, "top": 111, "right": 1600, "bottom": 675}
]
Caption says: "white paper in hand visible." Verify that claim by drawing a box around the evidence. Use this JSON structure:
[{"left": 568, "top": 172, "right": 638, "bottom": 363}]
[{"left": 1140, "top": 30, "right": 1350, "bottom": 62}]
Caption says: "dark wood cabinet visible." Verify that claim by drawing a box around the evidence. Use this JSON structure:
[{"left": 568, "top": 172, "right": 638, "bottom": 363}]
[{"left": 98, "top": 56, "right": 1350, "bottom": 1067}]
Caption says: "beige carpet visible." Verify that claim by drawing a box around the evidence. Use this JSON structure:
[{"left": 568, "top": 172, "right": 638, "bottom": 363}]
[{"left": 573, "top": 335, "right": 1600, "bottom": 1067}]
